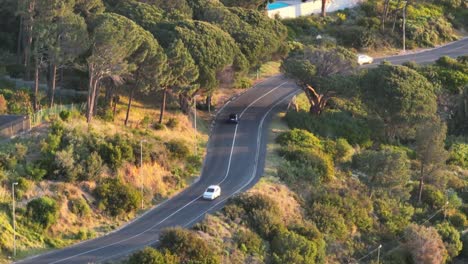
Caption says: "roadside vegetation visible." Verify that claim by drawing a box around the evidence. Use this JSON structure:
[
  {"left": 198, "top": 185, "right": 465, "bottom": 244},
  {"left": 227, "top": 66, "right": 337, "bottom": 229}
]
[
  {"left": 283, "top": 0, "right": 467, "bottom": 53},
  {"left": 0, "top": 0, "right": 467, "bottom": 263},
  {"left": 0, "top": 0, "right": 287, "bottom": 262},
  {"left": 128, "top": 53, "right": 468, "bottom": 263}
]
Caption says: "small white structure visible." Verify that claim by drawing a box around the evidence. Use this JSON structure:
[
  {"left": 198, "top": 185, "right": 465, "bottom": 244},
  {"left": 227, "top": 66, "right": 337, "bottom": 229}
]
[{"left": 267, "top": 0, "right": 363, "bottom": 19}]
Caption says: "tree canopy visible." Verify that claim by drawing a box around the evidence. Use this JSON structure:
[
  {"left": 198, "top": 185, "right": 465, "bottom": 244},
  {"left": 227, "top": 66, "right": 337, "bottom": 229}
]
[{"left": 361, "top": 64, "right": 438, "bottom": 141}]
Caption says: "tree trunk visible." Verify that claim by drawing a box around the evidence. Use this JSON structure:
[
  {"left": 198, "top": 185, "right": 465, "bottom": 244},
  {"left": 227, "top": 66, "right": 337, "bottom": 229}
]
[
  {"left": 33, "top": 63, "right": 39, "bottom": 112},
  {"left": 205, "top": 95, "right": 212, "bottom": 112},
  {"left": 418, "top": 163, "right": 424, "bottom": 204},
  {"left": 24, "top": 0, "right": 35, "bottom": 80},
  {"left": 179, "top": 94, "right": 191, "bottom": 114},
  {"left": 49, "top": 64, "right": 57, "bottom": 107},
  {"left": 125, "top": 86, "right": 135, "bottom": 126},
  {"left": 87, "top": 65, "right": 96, "bottom": 123},
  {"left": 17, "top": 16, "right": 23, "bottom": 64},
  {"left": 391, "top": 0, "right": 402, "bottom": 32},
  {"left": 93, "top": 83, "right": 100, "bottom": 116},
  {"left": 321, "top": 0, "right": 327, "bottom": 17},
  {"left": 24, "top": 30, "right": 32, "bottom": 80},
  {"left": 159, "top": 87, "right": 168, "bottom": 124},
  {"left": 381, "top": 0, "right": 391, "bottom": 31}
]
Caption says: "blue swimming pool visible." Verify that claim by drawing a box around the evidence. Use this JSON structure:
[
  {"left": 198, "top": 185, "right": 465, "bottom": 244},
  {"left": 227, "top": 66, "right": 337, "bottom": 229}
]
[{"left": 267, "top": 2, "right": 290, "bottom": 10}]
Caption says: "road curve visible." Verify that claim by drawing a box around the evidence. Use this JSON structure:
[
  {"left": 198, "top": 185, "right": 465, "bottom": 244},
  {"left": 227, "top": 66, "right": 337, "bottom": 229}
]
[
  {"left": 16, "top": 75, "right": 300, "bottom": 264},
  {"left": 16, "top": 37, "right": 467, "bottom": 264},
  {"left": 371, "top": 37, "right": 468, "bottom": 65}
]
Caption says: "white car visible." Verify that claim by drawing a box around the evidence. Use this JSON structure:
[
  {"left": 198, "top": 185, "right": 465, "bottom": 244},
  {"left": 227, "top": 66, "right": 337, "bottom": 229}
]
[
  {"left": 358, "top": 54, "right": 374, "bottom": 65},
  {"left": 203, "top": 185, "right": 221, "bottom": 200}
]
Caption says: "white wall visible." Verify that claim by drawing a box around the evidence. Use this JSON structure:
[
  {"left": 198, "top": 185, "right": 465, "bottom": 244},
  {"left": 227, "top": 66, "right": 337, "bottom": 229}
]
[{"left": 267, "top": 0, "right": 363, "bottom": 19}]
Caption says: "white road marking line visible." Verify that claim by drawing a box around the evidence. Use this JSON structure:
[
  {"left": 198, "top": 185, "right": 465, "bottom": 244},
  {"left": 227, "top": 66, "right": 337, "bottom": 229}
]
[
  {"left": 41, "top": 82, "right": 289, "bottom": 264},
  {"left": 184, "top": 89, "right": 299, "bottom": 228},
  {"left": 99, "top": 88, "right": 300, "bottom": 263}
]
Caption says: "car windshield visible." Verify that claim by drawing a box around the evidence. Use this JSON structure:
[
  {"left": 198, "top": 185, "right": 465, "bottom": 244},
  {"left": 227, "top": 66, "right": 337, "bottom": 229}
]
[
  {"left": 206, "top": 188, "right": 215, "bottom": 193},
  {"left": 229, "top": 114, "right": 236, "bottom": 119}
]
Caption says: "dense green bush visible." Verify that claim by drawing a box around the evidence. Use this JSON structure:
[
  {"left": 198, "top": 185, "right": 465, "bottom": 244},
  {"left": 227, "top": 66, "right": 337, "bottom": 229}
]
[
  {"left": 285, "top": 110, "right": 372, "bottom": 146},
  {"left": 420, "top": 185, "right": 446, "bottom": 209},
  {"left": 448, "top": 143, "right": 468, "bottom": 169},
  {"left": 94, "top": 178, "right": 142, "bottom": 217},
  {"left": 69, "top": 198, "right": 91, "bottom": 218},
  {"left": 159, "top": 227, "right": 220, "bottom": 264},
  {"left": 308, "top": 203, "right": 348, "bottom": 240},
  {"left": 334, "top": 138, "right": 353, "bottom": 162},
  {"left": 374, "top": 199, "right": 414, "bottom": 234},
  {"left": 278, "top": 145, "right": 334, "bottom": 182},
  {"left": 234, "top": 229, "right": 265, "bottom": 257},
  {"left": 165, "top": 118, "right": 179, "bottom": 129},
  {"left": 276, "top": 129, "right": 322, "bottom": 150},
  {"left": 127, "top": 247, "right": 178, "bottom": 264},
  {"left": 436, "top": 222, "right": 463, "bottom": 260},
  {"left": 227, "top": 193, "right": 283, "bottom": 240},
  {"left": 15, "top": 177, "right": 32, "bottom": 199},
  {"left": 59, "top": 110, "right": 71, "bottom": 121},
  {"left": 99, "top": 135, "right": 135, "bottom": 170},
  {"left": 448, "top": 212, "right": 467, "bottom": 229},
  {"left": 26, "top": 196, "right": 59, "bottom": 229},
  {"left": 270, "top": 229, "right": 323, "bottom": 264},
  {"left": 165, "top": 139, "right": 190, "bottom": 159}
]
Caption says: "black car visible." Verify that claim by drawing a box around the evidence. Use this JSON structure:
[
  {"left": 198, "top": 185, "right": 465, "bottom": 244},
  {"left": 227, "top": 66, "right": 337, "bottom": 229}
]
[{"left": 227, "top": 113, "right": 239, "bottom": 124}]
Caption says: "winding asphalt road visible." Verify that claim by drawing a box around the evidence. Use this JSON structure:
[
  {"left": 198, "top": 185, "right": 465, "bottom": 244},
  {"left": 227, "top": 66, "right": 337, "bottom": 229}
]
[
  {"left": 372, "top": 37, "right": 468, "bottom": 65},
  {"left": 15, "top": 37, "right": 467, "bottom": 264},
  {"left": 17, "top": 75, "right": 300, "bottom": 264}
]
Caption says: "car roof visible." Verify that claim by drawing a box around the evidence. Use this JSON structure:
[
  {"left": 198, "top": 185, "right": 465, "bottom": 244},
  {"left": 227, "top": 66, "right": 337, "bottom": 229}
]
[{"left": 207, "top": 185, "right": 220, "bottom": 189}]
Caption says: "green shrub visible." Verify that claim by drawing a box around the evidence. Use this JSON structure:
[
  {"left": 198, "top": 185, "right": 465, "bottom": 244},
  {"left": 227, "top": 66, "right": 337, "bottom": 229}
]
[
  {"left": 234, "top": 76, "right": 252, "bottom": 89},
  {"left": 127, "top": 247, "right": 178, "bottom": 264},
  {"left": 153, "top": 123, "right": 165, "bottom": 130},
  {"left": 374, "top": 199, "right": 414, "bottom": 234},
  {"left": 420, "top": 185, "right": 446, "bottom": 209},
  {"left": 26, "top": 196, "right": 59, "bottom": 229},
  {"left": 334, "top": 138, "right": 353, "bottom": 162},
  {"left": 99, "top": 135, "right": 135, "bottom": 170},
  {"left": 448, "top": 212, "right": 467, "bottom": 229},
  {"left": 234, "top": 229, "right": 265, "bottom": 256},
  {"left": 276, "top": 129, "right": 322, "bottom": 149},
  {"left": 80, "top": 151, "right": 104, "bottom": 181},
  {"left": 94, "top": 178, "right": 142, "bottom": 217},
  {"left": 165, "top": 140, "right": 190, "bottom": 159},
  {"left": 53, "top": 146, "right": 81, "bottom": 182},
  {"left": 69, "top": 198, "right": 91, "bottom": 217},
  {"left": 270, "top": 230, "right": 323, "bottom": 264},
  {"left": 308, "top": 203, "right": 348, "bottom": 240},
  {"left": 285, "top": 110, "right": 372, "bottom": 146},
  {"left": 278, "top": 146, "right": 334, "bottom": 182},
  {"left": 227, "top": 193, "right": 283, "bottom": 240},
  {"left": 436, "top": 222, "right": 463, "bottom": 260},
  {"left": 448, "top": 143, "right": 468, "bottom": 169},
  {"left": 59, "top": 110, "right": 71, "bottom": 122},
  {"left": 15, "top": 177, "right": 32, "bottom": 199},
  {"left": 159, "top": 228, "right": 220, "bottom": 264},
  {"left": 165, "top": 118, "right": 179, "bottom": 129}
]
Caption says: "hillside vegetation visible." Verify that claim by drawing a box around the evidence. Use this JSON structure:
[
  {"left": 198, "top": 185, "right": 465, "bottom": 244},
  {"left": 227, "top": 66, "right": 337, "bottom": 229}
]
[{"left": 0, "top": 0, "right": 287, "bottom": 262}]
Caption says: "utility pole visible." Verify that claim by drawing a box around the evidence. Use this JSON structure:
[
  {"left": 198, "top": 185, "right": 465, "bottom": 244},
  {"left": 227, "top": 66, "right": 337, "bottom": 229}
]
[
  {"left": 12, "top": 182, "right": 18, "bottom": 258},
  {"left": 402, "top": 1, "right": 407, "bottom": 52},
  {"left": 377, "top": 244, "right": 382, "bottom": 263},
  {"left": 140, "top": 140, "right": 144, "bottom": 209},
  {"left": 193, "top": 95, "right": 198, "bottom": 156}
]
